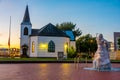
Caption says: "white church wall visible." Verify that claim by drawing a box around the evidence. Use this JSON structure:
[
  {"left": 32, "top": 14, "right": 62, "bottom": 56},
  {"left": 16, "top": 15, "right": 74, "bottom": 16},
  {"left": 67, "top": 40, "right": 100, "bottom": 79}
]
[
  {"left": 20, "top": 24, "right": 32, "bottom": 55},
  {"left": 21, "top": 25, "right": 32, "bottom": 36},
  {"left": 29, "top": 36, "right": 38, "bottom": 57},
  {"left": 37, "top": 36, "right": 70, "bottom": 58},
  {"left": 70, "top": 41, "right": 76, "bottom": 49},
  {"left": 20, "top": 36, "right": 29, "bottom": 46},
  {"left": 20, "top": 25, "right": 31, "bottom": 46}
]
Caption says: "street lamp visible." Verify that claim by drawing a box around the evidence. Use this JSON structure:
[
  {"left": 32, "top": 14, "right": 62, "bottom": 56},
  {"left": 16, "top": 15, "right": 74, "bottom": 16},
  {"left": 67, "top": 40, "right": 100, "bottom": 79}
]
[{"left": 89, "top": 39, "right": 93, "bottom": 56}]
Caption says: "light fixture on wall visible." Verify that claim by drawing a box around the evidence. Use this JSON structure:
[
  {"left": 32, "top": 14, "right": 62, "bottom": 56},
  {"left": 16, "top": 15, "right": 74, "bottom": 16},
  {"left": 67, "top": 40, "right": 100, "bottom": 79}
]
[
  {"left": 64, "top": 43, "right": 68, "bottom": 51},
  {"left": 64, "top": 44, "right": 68, "bottom": 49}
]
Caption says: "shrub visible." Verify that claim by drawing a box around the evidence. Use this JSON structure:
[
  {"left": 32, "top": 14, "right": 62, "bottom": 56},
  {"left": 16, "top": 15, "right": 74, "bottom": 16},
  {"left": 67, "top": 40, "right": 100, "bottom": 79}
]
[{"left": 67, "top": 47, "right": 77, "bottom": 58}]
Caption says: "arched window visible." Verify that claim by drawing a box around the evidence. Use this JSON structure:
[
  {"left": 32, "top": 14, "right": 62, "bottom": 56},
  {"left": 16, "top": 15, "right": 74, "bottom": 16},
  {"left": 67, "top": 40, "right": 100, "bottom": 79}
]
[
  {"left": 48, "top": 40, "right": 55, "bottom": 52},
  {"left": 32, "top": 41, "right": 35, "bottom": 53},
  {"left": 24, "top": 27, "right": 28, "bottom": 35}
]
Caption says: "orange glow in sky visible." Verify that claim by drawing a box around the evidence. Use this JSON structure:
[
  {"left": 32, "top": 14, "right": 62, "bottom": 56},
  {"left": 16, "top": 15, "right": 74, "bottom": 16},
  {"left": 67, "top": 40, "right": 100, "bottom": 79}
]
[{"left": 0, "top": 0, "right": 120, "bottom": 48}]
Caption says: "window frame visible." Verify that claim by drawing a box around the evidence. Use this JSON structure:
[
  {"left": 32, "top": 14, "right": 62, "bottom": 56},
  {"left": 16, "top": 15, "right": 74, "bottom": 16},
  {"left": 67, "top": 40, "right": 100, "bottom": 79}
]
[
  {"left": 32, "top": 41, "right": 35, "bottom": 53},
  {"left": 48, "top": 40, "right": 55, "bottom": 52},
  {"left": 24, "top": 27, "right": 28, "bottom": 35}
]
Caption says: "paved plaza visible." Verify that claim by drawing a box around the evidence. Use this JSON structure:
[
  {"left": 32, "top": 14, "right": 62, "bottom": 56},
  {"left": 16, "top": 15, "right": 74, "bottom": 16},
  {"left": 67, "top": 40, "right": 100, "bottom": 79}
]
[{"left": 0, "top": 63, "right": 120, "bottom": 80}]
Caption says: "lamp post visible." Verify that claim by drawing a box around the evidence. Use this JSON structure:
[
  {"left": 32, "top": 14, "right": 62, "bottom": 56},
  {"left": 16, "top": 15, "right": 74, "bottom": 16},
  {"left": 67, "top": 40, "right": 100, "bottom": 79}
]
[{"left": 88, "top": 38, "right": 93, "bottom": 57}]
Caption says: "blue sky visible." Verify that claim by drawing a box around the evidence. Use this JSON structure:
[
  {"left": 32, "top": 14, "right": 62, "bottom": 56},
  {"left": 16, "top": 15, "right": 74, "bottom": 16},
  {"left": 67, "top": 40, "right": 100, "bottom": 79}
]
[{"left": 0, "top": 0, "right": 120, "bottom": 48}]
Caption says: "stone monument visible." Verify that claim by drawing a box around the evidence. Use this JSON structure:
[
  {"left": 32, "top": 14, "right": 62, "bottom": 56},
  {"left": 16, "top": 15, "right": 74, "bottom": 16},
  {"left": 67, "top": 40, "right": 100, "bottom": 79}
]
[
  {"left": 93, "top": 34, "right": 111, "bottom": 71},
  {"left": 84, "top": 34, "right": 120, "bottom": 71}
]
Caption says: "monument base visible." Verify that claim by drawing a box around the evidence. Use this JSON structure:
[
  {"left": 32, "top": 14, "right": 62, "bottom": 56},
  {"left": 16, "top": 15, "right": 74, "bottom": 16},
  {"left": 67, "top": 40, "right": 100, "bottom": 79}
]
[{"left": 84, "top": 67, "right": 120, "bottom": 72}]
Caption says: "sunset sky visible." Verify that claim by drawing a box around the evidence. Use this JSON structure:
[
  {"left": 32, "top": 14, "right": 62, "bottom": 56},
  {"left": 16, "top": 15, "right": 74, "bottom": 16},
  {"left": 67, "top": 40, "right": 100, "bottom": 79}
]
[{"left": 0, "top": 0, "right": 120, "bottom": 48}]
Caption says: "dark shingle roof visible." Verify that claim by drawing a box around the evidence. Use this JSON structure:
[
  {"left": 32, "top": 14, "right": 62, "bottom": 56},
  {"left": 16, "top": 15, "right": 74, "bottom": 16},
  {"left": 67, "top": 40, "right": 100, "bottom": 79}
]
[
  {"left": 21, "top": 5, "right": 31, "bottom": 25},
  {"left": 31, "top": 23, "right": 69, "bottom": 37},
  {"left": 31, "top": 29, "right": 39, "bottom": 36}
]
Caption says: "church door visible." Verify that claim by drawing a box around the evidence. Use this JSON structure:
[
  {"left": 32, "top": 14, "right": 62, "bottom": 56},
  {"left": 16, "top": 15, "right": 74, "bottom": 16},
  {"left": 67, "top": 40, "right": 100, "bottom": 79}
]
[
  {"left": 58, "top": 52, "right": 64, "bottom": 60},
  {"left": 21, "top": 44, "right": 28, "bottom": 57}
]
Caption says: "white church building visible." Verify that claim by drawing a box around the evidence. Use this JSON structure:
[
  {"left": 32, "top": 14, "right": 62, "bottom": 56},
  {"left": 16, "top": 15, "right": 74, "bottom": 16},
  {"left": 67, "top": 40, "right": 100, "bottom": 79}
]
[{"left": 20, "top": 5, "right": 75, "bottom": 58}]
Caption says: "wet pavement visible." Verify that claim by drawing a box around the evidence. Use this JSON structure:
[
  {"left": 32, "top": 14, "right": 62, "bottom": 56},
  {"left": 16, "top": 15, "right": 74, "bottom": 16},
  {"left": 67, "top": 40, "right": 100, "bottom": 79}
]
[{"left": 0, "top": 63, "right": 120, "bottom": 80}]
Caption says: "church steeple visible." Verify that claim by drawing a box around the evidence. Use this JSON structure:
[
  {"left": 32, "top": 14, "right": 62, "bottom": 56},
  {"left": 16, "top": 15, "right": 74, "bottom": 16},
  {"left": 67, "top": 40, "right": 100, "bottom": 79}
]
[
  {"left": 21, "top": 5, "right": 31, "bottom": 25},
  {"left": 20, "top": 5, "right": 32, "bottom": 56}
]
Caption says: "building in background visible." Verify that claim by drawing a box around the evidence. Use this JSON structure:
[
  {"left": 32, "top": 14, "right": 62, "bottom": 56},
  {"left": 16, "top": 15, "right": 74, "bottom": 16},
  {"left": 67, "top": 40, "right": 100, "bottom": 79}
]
[
  {"left": 0, "top": 48, "right": 20, "bottom": 57},
  {"left": 114, "top": 32, "right": 120, "bottom": 51},
  {"left": 108, "top": 42, "right": 114, "bottom": 52}
]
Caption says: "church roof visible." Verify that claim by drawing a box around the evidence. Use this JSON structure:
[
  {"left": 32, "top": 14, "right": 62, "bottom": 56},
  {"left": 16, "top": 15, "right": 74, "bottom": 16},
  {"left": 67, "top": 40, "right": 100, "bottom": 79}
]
[
  {"left": 64, "top": 31, "right": 75, "bottom": 41},
  {"left": 31, "top": 29, "right": 39, "bottom": 36},
  {"left": 31, "top": 23, "right": 69, "bottom": 37},
  {"left": 21, "top": 5, "right": 31, "bottom": 25}
]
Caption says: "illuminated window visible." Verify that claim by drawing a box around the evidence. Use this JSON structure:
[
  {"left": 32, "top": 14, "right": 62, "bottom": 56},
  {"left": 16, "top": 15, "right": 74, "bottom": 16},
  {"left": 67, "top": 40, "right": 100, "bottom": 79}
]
[
  {"left": 24, "top": 27, "right": 28, "bottom": 35},
  {"left": 39, "top": 43, "right": 48, "bottom": 50},
  {"left": 32, "top": 41, "right": 35, "bottom": 53},
  {"left": 48, "top": 40, "right": 55, "bottom": 52},
  {"left": 64, "top": 42, "right": 68, "bottom": 51}
]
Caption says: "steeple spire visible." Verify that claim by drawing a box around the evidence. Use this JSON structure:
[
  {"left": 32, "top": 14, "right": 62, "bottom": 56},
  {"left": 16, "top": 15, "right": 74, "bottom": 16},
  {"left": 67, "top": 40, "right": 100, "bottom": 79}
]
[{"left": 21, "top": 5, "right": 31, "bottom": 24}]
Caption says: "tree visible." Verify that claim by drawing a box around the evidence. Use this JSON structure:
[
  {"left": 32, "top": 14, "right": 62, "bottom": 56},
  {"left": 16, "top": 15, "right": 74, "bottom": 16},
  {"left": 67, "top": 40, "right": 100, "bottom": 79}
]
[
  {"left": 76, "top": 34, "right": 97, "bottom": 55},
  {"left": 118, "top": 38, "right": 120, "bottom": 50},
  {"left": 56, "top": 22, "right": 82, "bottom": 37}
]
